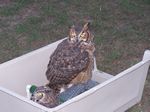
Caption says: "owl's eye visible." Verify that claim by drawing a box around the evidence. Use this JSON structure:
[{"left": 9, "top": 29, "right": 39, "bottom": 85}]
[
  {"left": 79, "top": 32, "right": 88, "bottom": 41},
  {"left": 71, "top": 32, "right": 76, "bottom": 37},
  {"left": 36, "top": 92, "right": 44, "bottom": 98}
]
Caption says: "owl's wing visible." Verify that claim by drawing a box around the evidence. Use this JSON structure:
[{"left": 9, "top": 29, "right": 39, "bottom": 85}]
[{"left": 46, "top": 40, "right": 89, "bottom": 85}]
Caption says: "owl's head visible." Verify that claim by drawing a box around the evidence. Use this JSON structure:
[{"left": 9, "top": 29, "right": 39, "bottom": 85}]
[
  {"left": 30, "top": 86, "right": 59, "bottom": 108},
  {"left": 78, "top": 22, "right": 94, "bottom": 43},
  {"left": 68, "top": 22, "right": 94, "bottom": 43}
]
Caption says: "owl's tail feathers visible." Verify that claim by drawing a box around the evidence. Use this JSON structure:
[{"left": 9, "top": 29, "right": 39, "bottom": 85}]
[{"left": 45, "top": 83, "right": 61, "bottom": 94}]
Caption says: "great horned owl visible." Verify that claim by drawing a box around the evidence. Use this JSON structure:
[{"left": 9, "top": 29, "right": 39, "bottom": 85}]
[
  {"left": 46, "top": 23, "right": 95, "bottom": 93},
  {"left": 30, "top": 86, "right": 59, "bottom": 108}
]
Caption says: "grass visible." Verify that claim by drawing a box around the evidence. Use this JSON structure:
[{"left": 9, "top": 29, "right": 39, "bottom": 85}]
[
  {"left": 119, "top": 0, "right": 140, "bottom": 12},
  {"left": 15, "top": 23, "right": 29, "bottom": 33},
  {"left": 107, "top": 50, "right": 121, "bottom": 61},
  {"left": 0, "top": 5, "right": 19, "bottom": 16},
  {"left": 94, "top": 35, "right": 104, "bottom": 45},
  {"left": 0, "top": 0, "right": 34, "bottom": 16},
  {"left": 41, "top": 4, "right": 57, "bottom": 16},
  {"left": 0, "top": 0, "right": 150, "bottom": 111},
  {"left": 143, "top": 0, "right": 150, "bottom": 4},
  {"left": 15, "top": 16, "right": 44, "bottom": 42}
]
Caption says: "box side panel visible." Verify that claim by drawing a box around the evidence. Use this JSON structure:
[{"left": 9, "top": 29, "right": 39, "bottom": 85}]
[
  {"left": 92, "top": 70, "right": 114, "bottom": 83},
  {"left": 115, "top": 64, "right": 150, "bottom": 112},
  {"left": 0, "top": 39, "right": 63, "bottom": 96},
  {"left": 0, "top": 89, "right": 45, "bottom": 112},
  {"left": 55, "top": 62, "right": 149, "bottom": 112},
  {"left": 114, "top": 97, "right": 139, "bottom": 112}
]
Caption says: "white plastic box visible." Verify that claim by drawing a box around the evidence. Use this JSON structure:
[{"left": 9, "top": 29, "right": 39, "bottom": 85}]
[{"left": 0, "top": 38, "right": 150, "bottom": 112}]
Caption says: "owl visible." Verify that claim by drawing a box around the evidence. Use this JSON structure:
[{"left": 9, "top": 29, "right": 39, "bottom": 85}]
[
  {"left": 30, "top": 80, "right": 98, "bottom": 108},
  {"left": 30, "top": 86, "right": 59, "bottom": 108},
  {"left": 46, "top": 22, "right": 95, "bottom": 93}
]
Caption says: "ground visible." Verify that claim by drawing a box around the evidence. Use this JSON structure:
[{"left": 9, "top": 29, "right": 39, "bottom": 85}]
[{"left": 0, "top": 0, "right": 150, "bottom": 111}]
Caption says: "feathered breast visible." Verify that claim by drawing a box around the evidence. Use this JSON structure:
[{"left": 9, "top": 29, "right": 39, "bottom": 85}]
[{"left": 46, "top": 39, "right": 89, "bottom": 85}]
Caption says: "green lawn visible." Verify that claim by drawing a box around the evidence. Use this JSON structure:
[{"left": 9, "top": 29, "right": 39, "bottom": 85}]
[{"left": 0, "top": 0, "right": 150, "bottom": 111}]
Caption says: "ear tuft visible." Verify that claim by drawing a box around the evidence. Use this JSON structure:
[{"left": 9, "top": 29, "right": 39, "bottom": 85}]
[
  {"left": 69, "top": 25, "right": 76, "bottom": 38},
  {"left": 82, "top": 22, "right": 90, "bottom": 31}
]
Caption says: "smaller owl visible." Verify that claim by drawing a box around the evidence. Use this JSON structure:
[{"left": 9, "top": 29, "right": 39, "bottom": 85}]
[{"left": 30, "top": 86, "right": 59, "bottom": 108}]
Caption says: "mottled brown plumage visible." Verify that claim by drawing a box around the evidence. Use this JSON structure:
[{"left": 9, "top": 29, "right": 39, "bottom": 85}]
[
  {"left": 30, "top": 86, "right": 59, "bottom": 108},
  {"left": 46, "top": 23, "right": 95, "bottom": 93}
]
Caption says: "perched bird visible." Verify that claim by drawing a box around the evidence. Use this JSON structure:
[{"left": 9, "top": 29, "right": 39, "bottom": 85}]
[
  {"left": 30, "top": 86, "right": 59, "bottom": 108},
  {"left": 46, "top": 23, "right": 95, "bottom": 93}
]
